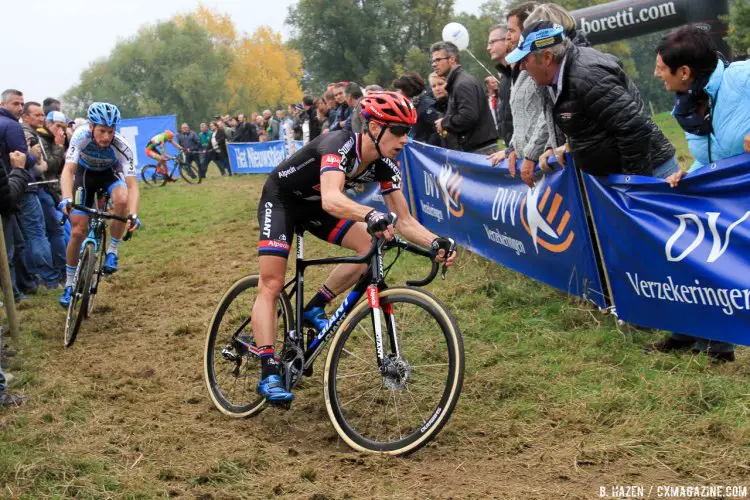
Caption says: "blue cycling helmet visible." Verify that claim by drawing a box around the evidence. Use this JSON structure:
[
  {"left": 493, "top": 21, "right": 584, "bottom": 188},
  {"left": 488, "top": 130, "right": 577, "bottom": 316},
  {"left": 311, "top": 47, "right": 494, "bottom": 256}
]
[{"left": 87, "top": 102, "right": 121, "bottom": 127}]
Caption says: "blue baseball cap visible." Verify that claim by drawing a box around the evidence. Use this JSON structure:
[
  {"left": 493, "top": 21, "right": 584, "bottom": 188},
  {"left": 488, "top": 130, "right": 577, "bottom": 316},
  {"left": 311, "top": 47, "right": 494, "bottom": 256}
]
[
  {"left": 505, "top": 21, "right": 566, "bottom": 64},
  {"left": 46, "top": 111, "right": 67, "bottom": 123}
]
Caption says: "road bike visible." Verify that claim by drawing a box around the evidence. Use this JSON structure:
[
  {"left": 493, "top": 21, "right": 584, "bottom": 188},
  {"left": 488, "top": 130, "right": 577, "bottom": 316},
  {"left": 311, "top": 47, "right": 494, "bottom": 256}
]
[
  {"left": 204, "top": 222, "right": 464, "bottom": 455},
  {"left": 61, "top": 196, "right": 132, "bottom": 347},
  {"left": 141, "top": 150, "right": 201, "bottom": 186}
]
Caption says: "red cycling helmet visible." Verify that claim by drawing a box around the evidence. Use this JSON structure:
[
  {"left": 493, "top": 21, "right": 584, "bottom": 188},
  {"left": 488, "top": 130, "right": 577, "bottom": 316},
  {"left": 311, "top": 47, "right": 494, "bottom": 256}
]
[{"left": 360, "top": 91, "right": 417, "bottom": 126}]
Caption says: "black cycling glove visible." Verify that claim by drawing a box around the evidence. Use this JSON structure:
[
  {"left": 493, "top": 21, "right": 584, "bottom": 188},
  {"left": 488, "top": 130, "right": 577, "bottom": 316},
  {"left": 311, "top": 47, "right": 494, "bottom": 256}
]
[
  {"left": 365, "top": 209, "right": 394, "bottom": 235},
  {"left": 430, "top": 236, "right": 456, "bottom": 260}
]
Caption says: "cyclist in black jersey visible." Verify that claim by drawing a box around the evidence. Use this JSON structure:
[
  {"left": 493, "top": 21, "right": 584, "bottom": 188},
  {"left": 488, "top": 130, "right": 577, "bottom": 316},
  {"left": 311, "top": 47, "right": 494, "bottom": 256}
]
[{"left": 253, "top": 91, "right": 457, "bottom": 402}]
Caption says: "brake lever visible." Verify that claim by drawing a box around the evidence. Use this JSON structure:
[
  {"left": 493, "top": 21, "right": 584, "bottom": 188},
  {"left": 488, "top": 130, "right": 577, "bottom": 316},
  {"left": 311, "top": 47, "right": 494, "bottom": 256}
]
[{"left": 441, "top": 263, "right": 448, "bottom": 280}]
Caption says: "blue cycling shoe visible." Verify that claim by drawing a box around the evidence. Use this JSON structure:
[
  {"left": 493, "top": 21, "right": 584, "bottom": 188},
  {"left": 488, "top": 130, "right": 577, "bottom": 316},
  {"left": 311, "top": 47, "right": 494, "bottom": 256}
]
[
  {"left": 59, "top": 286, "right": 73, "bottom": 308},
  {"left": 257, "top": 374, "right": 294, "bottom": 402},
  {"left": 302, "top": 306, "right": 329, "bottom": 332},
  {"left": 102, "top": 252, "right": 118, "bottom": 274}
]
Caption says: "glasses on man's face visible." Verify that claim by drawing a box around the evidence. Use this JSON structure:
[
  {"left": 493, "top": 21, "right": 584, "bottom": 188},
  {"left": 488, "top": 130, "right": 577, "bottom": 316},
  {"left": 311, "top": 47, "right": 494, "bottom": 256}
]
[
  {"left": 487, "top": 38, "right": 504, "bottom": 47},
  {"left": 387, "top": 125, "right": 411, "bottom": 137},
  {"left": 431, "top": 56, "right": 451, "bottom": 65}
]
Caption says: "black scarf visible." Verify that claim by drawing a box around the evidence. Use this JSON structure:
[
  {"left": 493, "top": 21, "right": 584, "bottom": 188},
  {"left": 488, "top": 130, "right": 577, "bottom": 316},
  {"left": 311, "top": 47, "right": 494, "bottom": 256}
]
[{"left": 672, "top": 55, "right": 728, "bottom": 137}]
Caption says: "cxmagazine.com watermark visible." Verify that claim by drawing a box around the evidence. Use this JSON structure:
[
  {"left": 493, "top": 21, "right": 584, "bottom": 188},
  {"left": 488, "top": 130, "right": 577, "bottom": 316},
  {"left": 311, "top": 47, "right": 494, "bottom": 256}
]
[{"left": 599, "top": 484, "right": 748, "bottom": 498}]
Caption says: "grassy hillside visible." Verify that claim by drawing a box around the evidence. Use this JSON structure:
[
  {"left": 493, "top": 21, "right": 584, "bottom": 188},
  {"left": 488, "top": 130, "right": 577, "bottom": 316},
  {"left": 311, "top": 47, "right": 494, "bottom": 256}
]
[{"left": 0, "top": 174, "right": 746, "bottom": 498}]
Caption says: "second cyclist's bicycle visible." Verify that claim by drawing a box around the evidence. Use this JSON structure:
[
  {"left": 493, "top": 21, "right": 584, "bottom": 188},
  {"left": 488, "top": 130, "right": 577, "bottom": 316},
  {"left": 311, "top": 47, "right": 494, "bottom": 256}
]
[
  {"left": 204, "top": 221, "right": 464, "bottom": 456},
  {"left": 141, "top": 151, "right": 201, "bottom": 186},
  {"left": 61, "top": 195, "right": 132, "bottom": 347}
]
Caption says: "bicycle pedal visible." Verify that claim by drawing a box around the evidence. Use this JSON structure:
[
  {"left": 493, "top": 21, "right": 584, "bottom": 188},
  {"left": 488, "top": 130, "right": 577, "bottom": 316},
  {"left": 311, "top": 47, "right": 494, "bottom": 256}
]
[{"left": 268, "top": 400, "right": 292, "bottom": 410}]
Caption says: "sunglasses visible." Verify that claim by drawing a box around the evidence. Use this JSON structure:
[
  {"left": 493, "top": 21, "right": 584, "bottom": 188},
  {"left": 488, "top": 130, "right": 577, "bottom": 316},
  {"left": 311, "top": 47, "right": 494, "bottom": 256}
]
[{"left": 387, "top": 125, "right": 411, "bottom": 137}]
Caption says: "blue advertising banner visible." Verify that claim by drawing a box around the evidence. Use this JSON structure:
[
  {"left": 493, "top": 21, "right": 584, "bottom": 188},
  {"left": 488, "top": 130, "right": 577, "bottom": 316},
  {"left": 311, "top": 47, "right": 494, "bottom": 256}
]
[
  {"left": 404, "top": 141, "right": 606, "bottom": 306},
  {"left": 117, "top": 115, "right": 177, "bottom": 175},
  {"left": 228, "top": 140, "right": 287, "bottom": 174},
  {"left": 583, "top": 154, "right": 750, "bottom": 345}
]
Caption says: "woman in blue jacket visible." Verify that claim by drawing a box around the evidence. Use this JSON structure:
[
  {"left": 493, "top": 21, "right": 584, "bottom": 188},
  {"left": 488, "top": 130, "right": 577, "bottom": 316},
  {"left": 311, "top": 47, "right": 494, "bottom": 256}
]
[
  {"left": 655, "top": 26, "right": 750, "bottom": 185},
  {"left": 652, "top": 26, "right": 750, "bottom": 362}
]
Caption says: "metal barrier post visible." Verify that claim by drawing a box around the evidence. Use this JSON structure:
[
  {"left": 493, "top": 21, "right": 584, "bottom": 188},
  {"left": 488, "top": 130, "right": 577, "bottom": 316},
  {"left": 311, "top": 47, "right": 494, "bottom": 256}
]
[{"left": 0, "top": 215, "right": 19, "bottom": 342}]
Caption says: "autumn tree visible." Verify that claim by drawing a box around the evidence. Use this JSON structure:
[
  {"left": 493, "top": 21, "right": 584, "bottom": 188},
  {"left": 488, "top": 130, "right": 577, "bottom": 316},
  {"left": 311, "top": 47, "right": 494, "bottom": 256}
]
[
  {"left": 64, "top": 5, "right": 303, "bottom": 124},
  {"left": 64, "top": 17, "right": 231, "bottom": 126}
]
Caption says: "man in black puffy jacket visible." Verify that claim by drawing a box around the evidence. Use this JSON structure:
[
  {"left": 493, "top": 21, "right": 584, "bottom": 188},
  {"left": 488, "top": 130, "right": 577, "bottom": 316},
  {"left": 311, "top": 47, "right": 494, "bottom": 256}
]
[
  {"left": 506, "top": 21, "right": 677, "bottom": 178},
  {"left": 431, "top": 41, "right": 499, "bottom": 154}
]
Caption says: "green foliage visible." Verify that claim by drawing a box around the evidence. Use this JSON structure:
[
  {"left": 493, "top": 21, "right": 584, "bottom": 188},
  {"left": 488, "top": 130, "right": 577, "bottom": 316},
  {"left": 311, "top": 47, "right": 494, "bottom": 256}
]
[
  {"left": 626, "top": 31, "right": 675, "bottom": 114},
  {"left": 724, "top": 0, "right": 750, "bottom": 57},
  {"left": 63, "top": 17, "right": 231, "bottom": 125},
  {"left": 287, "top": 0, "right": 455, "bottom": 91}
]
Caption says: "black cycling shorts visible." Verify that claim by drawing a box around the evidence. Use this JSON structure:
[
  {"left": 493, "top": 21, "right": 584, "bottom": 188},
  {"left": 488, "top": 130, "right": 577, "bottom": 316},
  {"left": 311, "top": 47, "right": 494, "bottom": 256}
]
[
  {"left": 71, "top": 165, "right": 126, "bottom": 216},
  {"left": 256, "top": 180, "right": 356, "bottom": 258}
]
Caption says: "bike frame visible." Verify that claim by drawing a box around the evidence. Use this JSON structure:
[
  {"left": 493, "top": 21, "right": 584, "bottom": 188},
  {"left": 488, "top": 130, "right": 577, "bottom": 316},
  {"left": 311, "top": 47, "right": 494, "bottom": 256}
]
[{"left": 272, "top": 228, "right": 437, "bottom": 388}]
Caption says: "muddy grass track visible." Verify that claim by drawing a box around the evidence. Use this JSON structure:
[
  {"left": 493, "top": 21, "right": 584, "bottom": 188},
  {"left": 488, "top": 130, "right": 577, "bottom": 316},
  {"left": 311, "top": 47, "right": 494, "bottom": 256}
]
[{"left": 1, "top": 175, "right": 747, "bottom": 499}]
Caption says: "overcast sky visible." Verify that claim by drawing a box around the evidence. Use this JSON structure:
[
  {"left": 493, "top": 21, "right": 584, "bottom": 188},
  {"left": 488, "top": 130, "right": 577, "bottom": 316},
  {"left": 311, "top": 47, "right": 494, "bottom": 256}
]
[{"left": 3, "top": 0, "right": 486, "bottom": 104}]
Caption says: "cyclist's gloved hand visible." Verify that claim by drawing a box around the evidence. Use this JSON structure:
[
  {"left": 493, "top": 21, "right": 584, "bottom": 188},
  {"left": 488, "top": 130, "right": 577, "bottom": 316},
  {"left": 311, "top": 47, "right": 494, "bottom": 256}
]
[
  {"left": 58, "top": 198, "right": 72, "bottom": 215},
  {"left": 127, "top": 214, "right": 141, "bottom": 232},
  {"left": 365, "top": 209, "right": 395, "bottom": 237},
  {"left": 431, "top": 236, "right": 457, "bottom": 263}
]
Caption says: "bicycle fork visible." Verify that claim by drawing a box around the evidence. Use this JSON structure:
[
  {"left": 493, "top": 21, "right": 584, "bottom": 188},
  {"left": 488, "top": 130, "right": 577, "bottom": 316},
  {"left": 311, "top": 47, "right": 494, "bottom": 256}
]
[{"left": 367, "top": 285, "right": 401, "bottom": 373}]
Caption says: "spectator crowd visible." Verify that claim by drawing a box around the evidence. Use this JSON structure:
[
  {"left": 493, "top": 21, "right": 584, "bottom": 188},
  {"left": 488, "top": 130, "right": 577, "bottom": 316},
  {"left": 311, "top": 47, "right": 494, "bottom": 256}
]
[{"left": 2, "top": 1, "right": 750, "bottom": 406}]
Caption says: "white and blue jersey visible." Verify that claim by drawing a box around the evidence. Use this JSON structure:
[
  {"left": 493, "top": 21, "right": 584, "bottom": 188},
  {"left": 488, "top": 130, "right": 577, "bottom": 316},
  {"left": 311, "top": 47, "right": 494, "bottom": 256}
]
[{"left": 66, "top": 126, "right": 136, "bottom": 177}]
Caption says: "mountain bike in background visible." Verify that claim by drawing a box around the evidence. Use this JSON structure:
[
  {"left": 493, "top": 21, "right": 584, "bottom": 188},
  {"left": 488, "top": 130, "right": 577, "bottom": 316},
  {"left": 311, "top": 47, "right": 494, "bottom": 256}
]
[{"left": 141, "top": 151, "right": 201, "bottom": 186}]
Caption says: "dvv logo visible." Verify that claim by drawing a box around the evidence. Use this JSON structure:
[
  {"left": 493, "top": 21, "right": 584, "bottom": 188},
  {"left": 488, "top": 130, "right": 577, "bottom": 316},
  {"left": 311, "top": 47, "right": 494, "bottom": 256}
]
[
  {"left": 519, "top": 180, "right": 574, "bottom": 253},
  {"left": 423, "top": 164, "right": 465, "bottom": 219},
  {"left": 665, "top": 211, "right": 750, "bottom": 263},
  {"left": 437, "top": 164, "right": 464, "bottom": 218}
]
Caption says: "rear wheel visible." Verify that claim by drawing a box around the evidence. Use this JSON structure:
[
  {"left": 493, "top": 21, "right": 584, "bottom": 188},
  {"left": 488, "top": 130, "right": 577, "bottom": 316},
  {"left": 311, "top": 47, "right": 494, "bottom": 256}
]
[
  {"left": 204, "top": 275, "right": 293, "bottom": 418},
  {"left": 324, "top": 287, "right": 463, "bottom": 455},
  {"left": 141, "top": 165, "right": 167, "bottom": 186},
  {"left": 64, "top": 243, "right": 96, "bottom": 347}
]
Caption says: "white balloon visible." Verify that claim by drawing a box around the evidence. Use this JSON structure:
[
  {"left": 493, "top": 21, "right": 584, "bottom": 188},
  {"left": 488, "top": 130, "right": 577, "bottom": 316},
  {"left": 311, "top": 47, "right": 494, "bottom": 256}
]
[{"left": 442, "top": 22, "right": 470, "bottom": 51}]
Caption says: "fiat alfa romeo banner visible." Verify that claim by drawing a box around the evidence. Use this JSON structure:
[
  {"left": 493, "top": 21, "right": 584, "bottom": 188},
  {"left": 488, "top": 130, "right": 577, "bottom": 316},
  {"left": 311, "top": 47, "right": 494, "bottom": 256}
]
[
  {"left": 583, "top": 154, "right": 750, "bottom": 345},
  {"left": 404, "top": 141, "right": 606, "bottom": 307}
]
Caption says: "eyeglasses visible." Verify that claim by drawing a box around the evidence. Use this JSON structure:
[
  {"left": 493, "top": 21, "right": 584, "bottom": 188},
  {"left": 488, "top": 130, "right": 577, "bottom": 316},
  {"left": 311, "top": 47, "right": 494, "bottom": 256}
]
[
  {"left": 431, "top": 56, "right": 451, "bottom": 64},
  {"left": 487, "top": 38, "right": 504, "bottom": 46},
  {"left": 387, "top": 125, "right": 411, "bottom": 137}
]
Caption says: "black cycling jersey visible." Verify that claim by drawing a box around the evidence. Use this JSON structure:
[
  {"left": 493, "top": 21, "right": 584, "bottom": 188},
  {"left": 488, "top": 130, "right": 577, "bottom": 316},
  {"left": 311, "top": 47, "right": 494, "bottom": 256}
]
[
  {"left": 256, "top": 130, "right": 402, "bottom": 258},
  {"left": 268, "top": 130, "right": 402, "bottom": 200}
]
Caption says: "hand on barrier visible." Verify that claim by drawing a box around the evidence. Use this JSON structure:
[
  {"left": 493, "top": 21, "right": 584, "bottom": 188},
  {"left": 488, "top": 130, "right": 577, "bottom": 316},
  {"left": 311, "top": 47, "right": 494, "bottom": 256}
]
[
  {"left": 508, "top": 150, "right": 518, "bottom": 177},
  {"left": 487, "top": 149, "right": 506, "bottom": 167},
  {"left": 666, "top": 169, "right": 686, "bottom": 188},
  {"left": 520, "top": 159, "right": 536, "bottom": 188},
  {"left": 539, "top": 148, "right": 554, "bottom": 172}
]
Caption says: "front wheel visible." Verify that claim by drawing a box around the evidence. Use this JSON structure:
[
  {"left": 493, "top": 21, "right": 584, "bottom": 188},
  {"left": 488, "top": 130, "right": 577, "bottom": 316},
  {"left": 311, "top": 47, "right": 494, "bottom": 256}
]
[
  {"left": 324, "top": 286, "right": 464, "bottom": 456},
  {"left": 204, "top": 275, "right": 293, "bottom": 418},
  {"left": 141, "top": 165, "right": 167, "bottom": 186},
  {"left": 64, "top": 243, "right": 96, "bottom": 347},
  {"left": 180, "top": 161, "right": 201, "bottom": 184}
]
